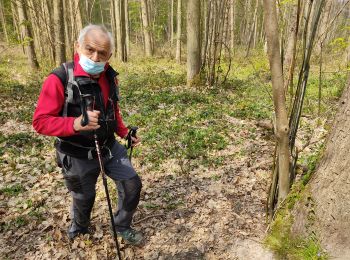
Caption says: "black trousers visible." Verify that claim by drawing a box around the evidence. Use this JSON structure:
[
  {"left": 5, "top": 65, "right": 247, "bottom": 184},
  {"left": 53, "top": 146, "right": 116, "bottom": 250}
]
[{"left": 57, "top": 141, "right": 142, "bottom": 232}]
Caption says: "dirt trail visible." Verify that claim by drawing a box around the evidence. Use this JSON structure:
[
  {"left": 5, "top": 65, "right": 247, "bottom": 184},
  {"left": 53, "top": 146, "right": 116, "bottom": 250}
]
[{"left": 0, "top": 117, "right": 276, "bottom": 259}]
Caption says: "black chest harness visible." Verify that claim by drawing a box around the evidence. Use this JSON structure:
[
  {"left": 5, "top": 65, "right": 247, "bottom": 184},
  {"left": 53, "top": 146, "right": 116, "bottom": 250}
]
[{"left": 52, "top": 62, "right": 120, "bottom": 159}]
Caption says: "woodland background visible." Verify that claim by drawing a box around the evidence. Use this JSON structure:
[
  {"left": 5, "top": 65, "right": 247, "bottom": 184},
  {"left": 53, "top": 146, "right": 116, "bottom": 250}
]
[{"left": 0, "top": 0, "right": 350, "bottom": 259}]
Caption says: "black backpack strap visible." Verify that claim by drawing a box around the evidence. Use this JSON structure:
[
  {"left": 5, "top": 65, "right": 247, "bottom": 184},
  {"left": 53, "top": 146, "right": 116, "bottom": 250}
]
[
  {"left": 106, "top": 66, "right": 120, "bottom": 102},
  {"left": 50, "top": 62, "right": 75, "bottom": 117}
]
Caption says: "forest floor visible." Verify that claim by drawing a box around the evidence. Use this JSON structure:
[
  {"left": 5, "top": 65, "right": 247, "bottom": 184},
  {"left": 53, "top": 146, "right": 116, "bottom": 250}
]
[{"left": 0, "top": 49, "right": 344, "bottom": 259}]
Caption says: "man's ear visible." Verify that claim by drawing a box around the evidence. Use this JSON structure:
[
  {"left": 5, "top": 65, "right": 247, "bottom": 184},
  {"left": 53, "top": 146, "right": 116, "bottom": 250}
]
[{"left": 108, "top": 52, "right": 112, "bottom": 60}]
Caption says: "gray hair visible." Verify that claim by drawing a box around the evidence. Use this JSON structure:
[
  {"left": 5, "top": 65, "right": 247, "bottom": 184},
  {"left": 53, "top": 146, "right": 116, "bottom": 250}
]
[{"left": 78, "top": 24, "right": 115, "bottom": 53}]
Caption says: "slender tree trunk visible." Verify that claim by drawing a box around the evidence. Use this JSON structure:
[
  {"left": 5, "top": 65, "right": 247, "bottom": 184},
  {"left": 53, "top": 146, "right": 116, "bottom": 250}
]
[
  {"left": 42, "top": 0, "right": 55, "bottom": 63},
  {"left": 175, "top": 0, "right": 182, "bottom": 63},
  {"left": 0, "top": 0, "right": 8, "bottom": 43},
  {"left": 110, "top": 0, "right": 116, "bottom": 56},
  {"left": 125, "top": 0, "right": 130, "bottom": 57},
  {"left": 11, "top": 1, "right": 24, "bottom": 53},
  {"left": 16, "top": 0, "right": 39, "bottom": 69},
  {"left": 54, "top": 0, "right": 66, "bottom": 66},
  {"left": 115, "top": 0, "right": 127, "bottom": 62},
  {"left": 139, "top": 3, "right": 144, "bottom": 47},
  {"left": 283, "top": 1, "right": 299, "bottom": 75},
  {"left": 26, "top": 0, "right": 40, "bottom": 53},
  {"left": 140, "top": 0, "right": 153, "bottom": 56},
  {"left": 246, "top": 0, "right": 258, "bottom": 57},
  {"left": 230, "top": 0, "right": 235, "bottom": 50},
  {"left": 316, "top": 0, "right": 332, "bottom": 53},
  {"left": 100, "top": 1, "right": 104, "bottom": 24},
  {"left": 74, "top": 0, "right": 83, "bottom": 33},
  {"left": 187, "top": 0, "right": 201, "bottom": 86},
  {"left": 63, "top": 0, "right": 72, "bottom": 59},
  {"left": 170, "top": 0, "right": 174, "bottom": 46},
  {"left": 263, "top": 0, "right": 290, "bottom": 202},
  {"left": 284, "top": 0, "right": 301, "bottom": 100}
]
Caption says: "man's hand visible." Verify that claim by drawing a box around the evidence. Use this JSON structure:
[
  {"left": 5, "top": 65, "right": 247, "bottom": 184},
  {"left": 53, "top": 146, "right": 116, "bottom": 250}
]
[
  {"left": 130, "top": 136, "right": 141, "bottom": 147},
  {"left": 73, "top": 110, "right": 101, "bottom": 132}
]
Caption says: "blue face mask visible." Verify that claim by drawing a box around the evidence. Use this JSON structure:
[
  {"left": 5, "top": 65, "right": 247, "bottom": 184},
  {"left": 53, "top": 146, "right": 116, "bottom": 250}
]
[{"left": 79, "top": 54, "right": 106, "bottom": 75}]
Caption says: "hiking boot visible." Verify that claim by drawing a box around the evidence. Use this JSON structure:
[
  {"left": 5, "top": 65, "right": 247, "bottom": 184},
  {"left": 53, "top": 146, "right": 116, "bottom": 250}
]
[
  {"left": 67, "top": 222, "right": 90, "bottom": 240},
  {"left": 117, "top": 228, "right": 143, "bottom": 246}
]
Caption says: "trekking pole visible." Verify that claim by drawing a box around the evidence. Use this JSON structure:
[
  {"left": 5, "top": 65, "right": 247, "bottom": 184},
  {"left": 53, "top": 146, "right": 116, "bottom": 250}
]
[
  {"left": 126, "top": 126, "right": 139, "bottom": 161},
  {"left": 81, "top": 94, "right": 122, "bottom": 260}
]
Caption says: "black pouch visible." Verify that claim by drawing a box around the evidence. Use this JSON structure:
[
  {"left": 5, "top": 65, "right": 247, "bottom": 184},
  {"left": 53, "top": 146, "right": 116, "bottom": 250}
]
[
  {"left": 56, "top": 150, "right": 63, "bottom": 168},
  {"left": 63, "top": 174, "right": 83, "bottom": 193},
  {"left": 59, "top": 153, "right": 83, "bottom": 193}
]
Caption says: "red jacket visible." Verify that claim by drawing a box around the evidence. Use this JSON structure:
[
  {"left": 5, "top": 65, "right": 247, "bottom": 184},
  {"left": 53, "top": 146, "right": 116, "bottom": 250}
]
[{"left": 33, "top": 54, "right": 129, "bottom": 138}]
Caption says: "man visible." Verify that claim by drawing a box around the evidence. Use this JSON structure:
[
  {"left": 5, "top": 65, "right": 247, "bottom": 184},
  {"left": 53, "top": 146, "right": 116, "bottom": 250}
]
[{"left": 33, "top": 24, "right": 143, "bottom": 245}]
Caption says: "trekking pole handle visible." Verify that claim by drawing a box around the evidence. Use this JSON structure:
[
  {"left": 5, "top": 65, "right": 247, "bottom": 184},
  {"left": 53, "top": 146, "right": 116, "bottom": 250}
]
[
  {"left": 81, "top": 94, "right": 94, "bottom": 127},
  {"left": 127, "top": 126, "right": 139, "bottom": 148}
]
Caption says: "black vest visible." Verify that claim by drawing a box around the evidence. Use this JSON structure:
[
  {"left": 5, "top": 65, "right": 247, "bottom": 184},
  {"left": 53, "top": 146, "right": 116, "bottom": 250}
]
[{"left": 52, "top": 62, "right": 119, "bottom": 158}]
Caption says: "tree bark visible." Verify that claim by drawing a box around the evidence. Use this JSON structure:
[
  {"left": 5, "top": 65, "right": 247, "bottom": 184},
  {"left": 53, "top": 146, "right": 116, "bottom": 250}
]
[
  {"left": 263, "top": 0, "right": 290, "bottom": 202},
  {"left": 125, "top": 0, "right": 130, "bottom": 57},
  {"left": 54, "top": 0, "right": 66, "bottom": 66},
  {"left": 115, "top": 0, "right": 127, "bottom": 62},
  {"left": 0, "top": 0, "right": 9, "bottom": 43},
  {"left": 283, "top": 0, "right": 301, "bottom": 98},
  {"left": 170, "top": 0, "right": 174, "bottom": 46},
  {"left": 187, "top": 0, "right": 201, "bottom": 86},
  {"left": 16, "top": 0, "right": 39, "bottom": 69},
  {"left": 293, "top": 77, "right": 350, "bottom": 257},
  {"left": 230, "top": 0, "right": 235, "bottom": 50},
  {"left": 62, "top": 0, "right": 72, "bottom": 59},
  {"left": 245, "top": 0, "right": 258, "bottom": 57},
  {"left": 316, "top": 0, "right": 332, "bottom": 53},
  {"left": 140, "top": 0, "right": 153, "bottom": 56},
  {"left": 175, "top": 0, "right": 182, "bottom": 63}
]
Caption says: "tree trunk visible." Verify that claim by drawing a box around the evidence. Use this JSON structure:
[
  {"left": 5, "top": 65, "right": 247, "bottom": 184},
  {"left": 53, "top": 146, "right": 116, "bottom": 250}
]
[
  {"left": 263, "top": 0, "right": 290, "bottom": 202},
  {"left": 115, "top": 0, "right": 127, "bottom": 62},
  {"left": 16, "top": 0, "right": 39, "bottom": 69},
  {"left": 74, "top": 0, "right": 83, "bottom": 33},
  {"left": 125, "top": 0, "right": 130, "bottom": 57},
  {"left": 54, "top": 0, "right": 66, "bottom": 66},
  {"left": 292, "top": 77, "right": 350, "bottom": 257},
  {"left": 283, "top": 0, "right": 301, "bottom": 98},
  {"left": 110, "top": 0, "right": 116, "bottom": 56},
  {"left": 316, "top": 0, "right": 332, "bottom": 53},
  {"left": 175, "top": 0, "right": 182, "bottom": 63},
  {"left": 69, "top": 0, "right": 83, "bottom": 48},
  {"left": 186, "top": 0, "right": 201, "bottom": 86},
  {"left": 43, "top": 0, "right": 55, "bottom": 63},
  {"left": 230, "top": 0, "right": 235, "bottom": 50},
  {"left": 170, "top": 0, "right": 174, "bottom": 46},
  {"left": 0, "top": 0, "right": 9, "bottom": 43},
  {"left": 245, "top": 0, "right": 258, "bottom": 57},
  {"left": 10, "top": 1, "right": 24, "bottom": 53},
  {"left": 140, "top": 0, "right": 153, "bottom": 56},
  {"left": 63, "top": 0, "right": 72, "bottom": 59},
  {"left": 26, "top": 0, "right": 40, "bottom": 53}
]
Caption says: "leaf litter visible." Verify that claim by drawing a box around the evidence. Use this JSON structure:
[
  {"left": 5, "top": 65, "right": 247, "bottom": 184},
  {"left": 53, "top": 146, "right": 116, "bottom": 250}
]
[
  {"left": 0, "top": 115, "right": 279, "bottom": 260},
  {"left": 0, "top": 104, "right": 326, "bottom": 259}
]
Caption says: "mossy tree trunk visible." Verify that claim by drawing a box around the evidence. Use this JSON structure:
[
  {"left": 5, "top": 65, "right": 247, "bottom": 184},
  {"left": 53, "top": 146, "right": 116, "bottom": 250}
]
[{"left": 293, "top": 77, "right": 350, "bottom": 257}]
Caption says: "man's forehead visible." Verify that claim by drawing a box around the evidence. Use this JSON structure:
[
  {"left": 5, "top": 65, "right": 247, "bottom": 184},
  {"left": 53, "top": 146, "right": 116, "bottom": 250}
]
[{"left": 83, "top": 30, "right": 110, "bottom": 45}]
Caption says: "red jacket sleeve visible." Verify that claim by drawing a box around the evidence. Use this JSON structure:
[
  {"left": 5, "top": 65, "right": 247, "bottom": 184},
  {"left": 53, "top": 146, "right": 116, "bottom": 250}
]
[
  {"left": 115, "top": 103, "right": 129, "bottom": 138},
  {"left": 32, "top": 74, "right": 77, "bottom": 137}
]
